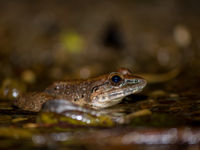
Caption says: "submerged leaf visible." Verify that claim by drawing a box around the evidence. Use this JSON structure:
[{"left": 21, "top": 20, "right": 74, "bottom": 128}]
[{"left": 38, "top": 111, "right": 114, "bottom": 127}]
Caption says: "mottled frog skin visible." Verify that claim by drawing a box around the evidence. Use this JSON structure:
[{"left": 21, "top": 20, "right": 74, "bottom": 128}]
[{"left": 14, "top": 68, "right": 146, "bottom": 112}]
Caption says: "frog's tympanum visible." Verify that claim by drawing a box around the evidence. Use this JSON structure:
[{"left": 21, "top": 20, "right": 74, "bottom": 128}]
[{"left": 14, "top": 68, "right": 146, "bottom": 126}]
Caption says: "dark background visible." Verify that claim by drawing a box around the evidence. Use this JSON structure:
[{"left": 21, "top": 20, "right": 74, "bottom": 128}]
[
  {"left": 0, "top": 1, "right": 200, "bottom": 150},
  {"left": 0, "top": 0, "right": 200, "bottom": 86}
]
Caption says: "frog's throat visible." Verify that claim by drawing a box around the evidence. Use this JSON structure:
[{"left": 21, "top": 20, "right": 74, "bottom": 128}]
[{"left": 90, "top": 80, "right": 146, "bottom": 109}]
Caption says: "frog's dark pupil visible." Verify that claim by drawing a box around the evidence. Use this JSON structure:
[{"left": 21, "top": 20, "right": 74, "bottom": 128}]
[{"left": 111, "top": 75, "right": 121, "bottom": 83}]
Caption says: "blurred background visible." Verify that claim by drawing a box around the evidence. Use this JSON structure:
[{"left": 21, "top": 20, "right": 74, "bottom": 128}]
[
  {"left": 0, "top": 0, "right": 200, "bottom": 92},
  {"left": 1, "top": 1, "right": 200, "bottom": 149}
]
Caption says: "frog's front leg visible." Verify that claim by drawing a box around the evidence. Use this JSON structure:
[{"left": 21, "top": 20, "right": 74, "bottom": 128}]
[{"left": 39, "top": 99, "right": 115, "bottom": 127}]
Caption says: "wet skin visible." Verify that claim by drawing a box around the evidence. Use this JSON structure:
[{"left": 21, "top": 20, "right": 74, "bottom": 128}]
[{"left": 14, "top": 68, "right": 146, "bottom": 118}]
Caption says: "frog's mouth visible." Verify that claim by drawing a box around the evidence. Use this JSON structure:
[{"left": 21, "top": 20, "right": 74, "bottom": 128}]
[{"left": 90, "top": 78, "right": 147, "bottom": 109}]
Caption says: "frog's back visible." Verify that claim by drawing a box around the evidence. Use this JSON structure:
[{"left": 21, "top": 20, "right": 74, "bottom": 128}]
[
  {"left": 44, "top": 80, "right": 101, "bottom": 105},
  {"left": 14, "top": 80, "right": 98, "bottom": 112}
]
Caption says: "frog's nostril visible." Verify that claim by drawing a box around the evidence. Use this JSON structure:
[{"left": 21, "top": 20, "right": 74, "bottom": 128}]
[{"left": 134, "top": 79, "right": 139, "bottom": 83}]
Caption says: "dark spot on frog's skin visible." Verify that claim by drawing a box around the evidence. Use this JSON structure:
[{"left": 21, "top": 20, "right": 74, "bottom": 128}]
[
  {"left": 92, "top": 86, "right": 99, "bottom": 92},
  {"left": 54, "top": 86, "right": 59, "bottom": 91},
  {"left": 81, "top": 95, "right": 84, "bottom": 98},
  {"left": 91, "top": 82, "right": 109, "bottom": 93},
  {"left": 74, "top": 98, "right": 78, "bottom": 101}
]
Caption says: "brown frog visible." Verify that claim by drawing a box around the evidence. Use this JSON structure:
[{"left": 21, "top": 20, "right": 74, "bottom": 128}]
[{"left": 14, "top": 68, "right": 146, "bottom": 112}]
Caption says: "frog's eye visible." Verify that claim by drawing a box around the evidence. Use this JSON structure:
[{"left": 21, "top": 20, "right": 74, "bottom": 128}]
[{"left": 111, "top": 75, "right": 122, "bottom": 83}]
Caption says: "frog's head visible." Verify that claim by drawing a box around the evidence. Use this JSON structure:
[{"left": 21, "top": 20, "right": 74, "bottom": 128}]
[{"left": 90, "top": 68, "right": 147, "bottom": 109}]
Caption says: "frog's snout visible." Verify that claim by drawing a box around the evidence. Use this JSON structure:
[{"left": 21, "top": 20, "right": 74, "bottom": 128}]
[{"left": 139, "top": 78, "right": 147, "bottom": 88}]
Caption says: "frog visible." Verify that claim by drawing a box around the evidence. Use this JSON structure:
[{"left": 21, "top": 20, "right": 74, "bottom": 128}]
[{"left": 14, "top": 68, "right": 146, "bottom": 126}]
